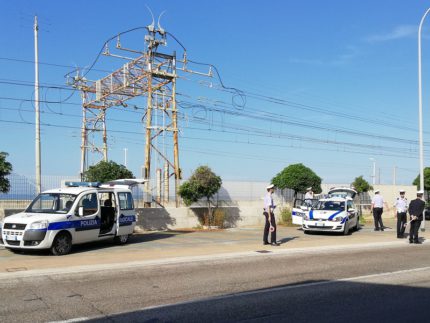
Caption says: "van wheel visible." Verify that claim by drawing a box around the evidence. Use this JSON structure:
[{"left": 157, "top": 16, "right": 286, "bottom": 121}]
[
  {"left": 114, "top": 234, "right": 129, "bottom": 245},
  {"left": 51, "top": 232, "right": 72, "bottom": 256}
]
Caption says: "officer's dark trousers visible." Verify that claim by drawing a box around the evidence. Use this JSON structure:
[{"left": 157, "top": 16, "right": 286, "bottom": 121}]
[
  {"left": 396, "top": 212, "right": 407, "bottom": 237},
  {"left": 373, "top": 208, "right": 384, "bottom": 230},
  {"left": 263, "top": 212, "right": 277, "bottom": 244},
  {"left": 409, "top": 220, "right": 422, "bottom": 242}
]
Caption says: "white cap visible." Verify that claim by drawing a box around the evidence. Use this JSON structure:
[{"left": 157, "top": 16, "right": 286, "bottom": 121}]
[
  {"left": 374, "top": 189, "right": 380, "bottom": 193},
  {"left": 266, "top": 184, "right": 275, "bottom": 189},
  {"left": 306, "top": 187, "right": 312, "bottom": 191},
  {"left": 417, "top": 190, "right": 424, "bottom": 195},
  {"left": 399, "top": 189, "right": 405, "bottom": 193}
]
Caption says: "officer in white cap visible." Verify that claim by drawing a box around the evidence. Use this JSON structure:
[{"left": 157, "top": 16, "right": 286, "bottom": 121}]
[
  {"left": 408, "top": 190, "right": 426, "bottom": 244},
  {"left": 370, "top": 189, "right": 386, "bottom": 231},
  {"left": 304, "top": 187, "right": 314, "bottom": 206},
  {"left": 263, "top": 184, "right": 279, "bottom": 246},
  {"left": 393, "top": 189, "right": 408, "bottom": 238}
]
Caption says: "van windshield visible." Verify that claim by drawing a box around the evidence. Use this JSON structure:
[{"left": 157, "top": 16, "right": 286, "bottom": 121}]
[
  {"left": 25, "top": 193, "right": 77, "bottom": 214},
  {"left": 314, "top": 200, "right": 345, "bottom": 211}
]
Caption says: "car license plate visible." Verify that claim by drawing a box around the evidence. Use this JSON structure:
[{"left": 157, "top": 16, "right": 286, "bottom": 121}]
[
  {"left": 6, "top": 235, "right": 22, "bottom": 241},
  {"left": 316, "top": 222, "right": 325, "bottom": 227}
]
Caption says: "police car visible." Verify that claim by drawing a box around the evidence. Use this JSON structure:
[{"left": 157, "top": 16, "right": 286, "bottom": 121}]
[
  {"left": 292, "top": 187, "right": 359, "bottom": 235},
  {"left": 0, "top": 179, "right": 144, "bottom": 255}
]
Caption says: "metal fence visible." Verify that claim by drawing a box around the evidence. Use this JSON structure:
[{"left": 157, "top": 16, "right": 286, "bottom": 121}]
[{"left": 1, "top": 174, "right": 299, "bottom": 209}]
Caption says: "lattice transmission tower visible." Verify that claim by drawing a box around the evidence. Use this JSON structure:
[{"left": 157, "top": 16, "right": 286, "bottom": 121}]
[{"left": 68, "top": 16, "right": 211, "bottom": 206}]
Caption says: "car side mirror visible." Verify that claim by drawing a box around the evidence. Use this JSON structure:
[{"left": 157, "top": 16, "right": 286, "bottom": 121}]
[
  {"left": 78, "top": 206, "right": 84, "bottom": 216},
  {"left": 348, "top": 208, "right": 356, "bottom": 213},
  {"left": 300, "top": 205, "right": 308, "bottom": 211}
]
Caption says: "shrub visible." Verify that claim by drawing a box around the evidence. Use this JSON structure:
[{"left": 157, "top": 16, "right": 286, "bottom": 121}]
[
  {"left": 278, "top": 207, "right": 293, "bottom": 226},
  {"left": 213, "top": 209, "right": 226, "bottom": 228}
]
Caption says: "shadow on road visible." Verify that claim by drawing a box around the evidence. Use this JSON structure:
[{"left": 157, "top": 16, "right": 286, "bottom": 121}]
[{"left": 84, "top": 279, "right": 430, "bottom": 323}]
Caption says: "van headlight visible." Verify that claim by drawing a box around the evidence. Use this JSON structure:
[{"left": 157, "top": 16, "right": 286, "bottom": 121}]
[
  {"left": 334, "top": 216, "right": 343, "bottom": 222},
  {"left": 29, "top": 220, "right": 48, "bottom": 230}
]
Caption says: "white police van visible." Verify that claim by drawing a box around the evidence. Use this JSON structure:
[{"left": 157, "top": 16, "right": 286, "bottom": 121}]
[
  {"left": 0, "top": 179, "right": 144, "bottom": 255},
  {"left": 292, "top": 187, "right": 359, "bottom": 235}
]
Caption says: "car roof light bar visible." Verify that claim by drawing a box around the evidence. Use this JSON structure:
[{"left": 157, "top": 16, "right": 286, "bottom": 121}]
[{"left": 64, "top": 181, "right": 101, "bottom": 188}]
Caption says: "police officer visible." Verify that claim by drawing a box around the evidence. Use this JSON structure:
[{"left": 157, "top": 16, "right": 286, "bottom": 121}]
[
  {"left": 304, "top": 187, "right": 314, "bottom": 207},
  {"left": 371, "top": 190, "right": 386, "bottom": 231},
  {"left": 408, "top": 190, "right": 425, "bottom": 244},
  {"left": 263, "top": 184, "right": 279, "bottom": 246},
  {"left": 393, "top": 189, "right": 408, "bottom": 238}
]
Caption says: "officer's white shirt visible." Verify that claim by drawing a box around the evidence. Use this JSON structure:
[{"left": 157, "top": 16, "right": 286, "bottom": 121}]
[
  {"left": 372, "top": 195, "right": 384, "bottom": 208},
  {"left": 305, "top": 192, "right": 314, "bottom": 199},
  {"left": 393, "top": 197, "right": 408, "bottom": 213},
  {"left": 264, "top": 192, "right": 275, "bottom": 212}
]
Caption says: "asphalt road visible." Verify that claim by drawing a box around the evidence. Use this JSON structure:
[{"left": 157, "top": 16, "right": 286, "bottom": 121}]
[{"left": 1, "top": 242, "right": 430, "bottom": 322}]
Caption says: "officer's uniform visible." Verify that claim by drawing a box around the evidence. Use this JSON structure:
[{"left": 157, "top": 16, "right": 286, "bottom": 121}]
[
  {"left": 408, "top": 192, "right": 425, "bottom": 244},
  {"left": 393, "top": 191, "right": 408, "bottom": 238},
  {"left": 371, "top": 190, "right": 385, "bottom": 231},
  {"left": 263, "top": 184, "right": 278, "bottom": 246}
]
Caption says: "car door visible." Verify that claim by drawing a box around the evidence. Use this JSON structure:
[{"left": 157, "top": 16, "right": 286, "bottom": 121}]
[
  {"left": 116, "top": 191, "right": 136, "bottom": 236},
  {"left": 347, "top": 200, "right": 357, "bottom": 225},
  {"left": 292, "top": 198, "right": 307, "bottom": 225},
  {"left": 73, "top": 192, "right": 101, "bottom": 243}
]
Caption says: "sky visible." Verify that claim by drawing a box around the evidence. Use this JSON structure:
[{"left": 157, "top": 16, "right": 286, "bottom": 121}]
[{"left": 1, "top": 0, "right": 430, "bottom": 187}]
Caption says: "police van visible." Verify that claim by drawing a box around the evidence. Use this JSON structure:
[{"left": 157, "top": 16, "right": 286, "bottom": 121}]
[
  {"left": 0, "top": 179, "right": 144, "bottom": 255},
  {"left": 292, "top": 187, "right": 359, "bottom": 235}
]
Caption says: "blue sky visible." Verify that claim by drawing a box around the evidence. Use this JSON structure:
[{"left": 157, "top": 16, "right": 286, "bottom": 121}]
[{"left": 1, "top": 0, "right": 430, "bottom": 186}]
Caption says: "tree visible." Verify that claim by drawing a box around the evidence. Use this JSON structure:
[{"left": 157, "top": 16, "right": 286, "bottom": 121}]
[
  {"left": 178, "top": 166, "right": 222, "bottom": 227},
  {"left": 271, "top": 163, "right": 322, "bottom": 198},
  {"left": 351, "top": 175, "right": 373, "bottom": 215},
  {"left": 0, "top": 152, "right": 13, "bottom": 193},
  {"left": 83, "top": 160, "right": 134, "bottom": 183},
  {"left": 412, "top": 167, "right": 430, "bottom": 203}
]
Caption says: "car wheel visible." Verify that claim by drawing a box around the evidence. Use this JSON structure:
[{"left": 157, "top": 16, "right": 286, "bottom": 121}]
[
  {"left": 343, "top": 222, "right": 350, "bottom": 235},
  {"left": 51, "top": 232, "right": 72, "bottom": 256},
  {"left": 354, "top": 217, "right": 360, "bottom": 231},
  {"left": 114, "top": 234, "right": 129, "bottom": 244}
]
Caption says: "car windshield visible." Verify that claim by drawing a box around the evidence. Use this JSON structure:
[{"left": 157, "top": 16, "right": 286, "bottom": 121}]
[
  {"left": 314, "top": 200, "right": 345, "bottom": 211},
  {"left": 25, "top": 193, "right": 77, "bottom": 214}
]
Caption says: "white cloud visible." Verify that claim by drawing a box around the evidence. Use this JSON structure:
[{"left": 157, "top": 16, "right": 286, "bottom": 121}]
[{"left": 365, "top": 25, "right": 417, "bottom": 43}]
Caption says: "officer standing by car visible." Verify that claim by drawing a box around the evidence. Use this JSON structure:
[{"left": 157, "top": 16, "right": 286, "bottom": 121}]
[
  {"left": 370, "top": 190, "right": 386, "bottom": 231},
  {"left": 263, "top": 184, "right": 279, "bottom": 246},
  {"left": 304, "top": 187, "right": 314, "bottom": 207},
  {"left": 393, "top": 189, "right": 408, "bottom": 238},
  {"left": 408, "top": 190, "right": 426, "bottom": 244}
]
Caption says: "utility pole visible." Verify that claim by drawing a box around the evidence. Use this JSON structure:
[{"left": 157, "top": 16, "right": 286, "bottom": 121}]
[
  {"left": 393, "top": 166, "right": 397, "bottom": 186},
  {"left": 124, "top": 148, "right": 128, "bottom": 167},
  {"left": 34, "top": 16, "right": 41, "bottom": 194}
]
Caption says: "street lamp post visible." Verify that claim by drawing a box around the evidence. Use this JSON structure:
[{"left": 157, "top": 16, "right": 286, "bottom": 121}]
[{"left": 418, "top": 8, "right": 430, "bottom": 231}]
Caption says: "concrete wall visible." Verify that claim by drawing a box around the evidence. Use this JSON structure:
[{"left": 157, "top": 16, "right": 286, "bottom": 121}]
[{"left": 135, "top": 200, "right": 270, "bottom": 230}]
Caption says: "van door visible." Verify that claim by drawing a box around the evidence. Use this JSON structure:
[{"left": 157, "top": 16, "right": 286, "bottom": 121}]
[
  {"left": 116, "top": 191, "right": 136, "bottom": 236},
  {"left": 73, "top": 192, "right": 101, "bottom": 243}
]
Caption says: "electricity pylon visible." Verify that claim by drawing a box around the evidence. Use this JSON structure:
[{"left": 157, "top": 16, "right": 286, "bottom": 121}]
[{"left": 68, "top": 16, "right": 211, "bottom": 207}]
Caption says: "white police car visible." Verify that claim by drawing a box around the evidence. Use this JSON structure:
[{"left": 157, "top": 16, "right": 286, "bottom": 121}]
[
  {"left": 292, "top": 187, "right": 359, "bottom": 235},
  {"left": 0, "top": 179, "right": 144, "bottom": 255}
]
